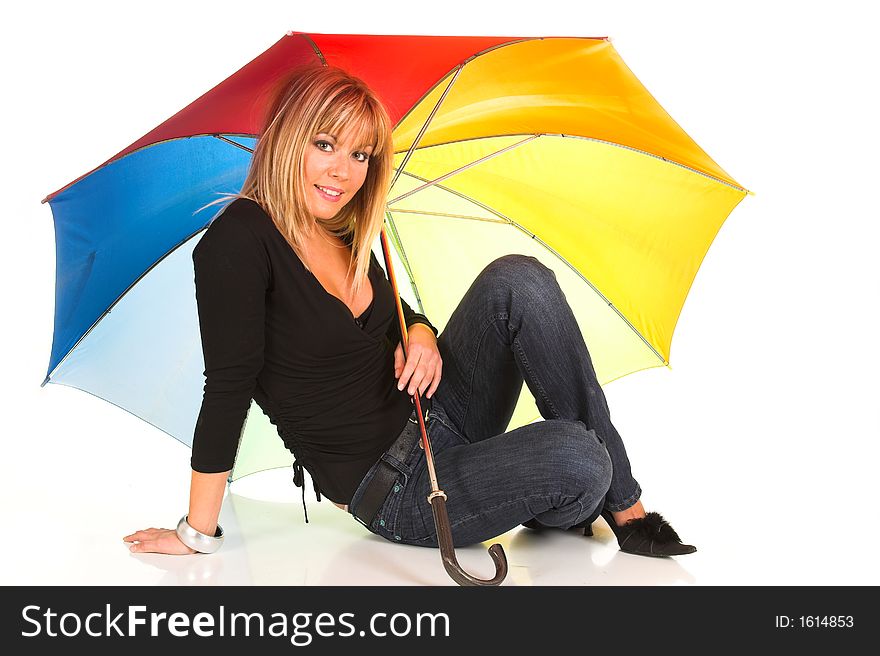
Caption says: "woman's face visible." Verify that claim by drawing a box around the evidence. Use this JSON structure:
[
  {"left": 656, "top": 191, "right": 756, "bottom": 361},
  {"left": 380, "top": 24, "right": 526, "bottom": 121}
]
[{"left": 303, "top": 129, "right": 373, "bottom": 221}]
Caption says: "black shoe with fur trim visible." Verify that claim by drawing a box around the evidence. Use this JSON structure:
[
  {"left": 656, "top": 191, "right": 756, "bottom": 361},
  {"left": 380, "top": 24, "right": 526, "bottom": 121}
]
[
  {"left": 522, "top": 510, "right": 696, "bottom": 557},
  {"left": 599, "top": 509, "right": 696, "bottom": 557}
]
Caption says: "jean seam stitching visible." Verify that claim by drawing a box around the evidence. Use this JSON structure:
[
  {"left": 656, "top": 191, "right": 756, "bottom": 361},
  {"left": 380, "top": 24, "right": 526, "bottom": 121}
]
[
  {"left": 460, "top": 312, "right": 510, "bottom": 432},
  {"left": 507, "top": 285, "right": 561, "bottom": 418},
  {"left": 512, "top": 337, "right": 558, "bottom": 419}
]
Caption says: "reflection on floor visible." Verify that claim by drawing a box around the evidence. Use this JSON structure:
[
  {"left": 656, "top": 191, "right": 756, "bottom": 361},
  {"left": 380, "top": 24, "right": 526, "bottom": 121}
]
[{"left": 126, "top": 469, "right": 699, "bottom": 586}]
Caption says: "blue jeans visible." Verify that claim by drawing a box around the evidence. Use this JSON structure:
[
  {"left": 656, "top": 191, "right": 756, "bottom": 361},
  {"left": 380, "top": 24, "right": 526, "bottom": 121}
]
[{"left": 349, "top": 255, "right": 641, "bottom": 547}]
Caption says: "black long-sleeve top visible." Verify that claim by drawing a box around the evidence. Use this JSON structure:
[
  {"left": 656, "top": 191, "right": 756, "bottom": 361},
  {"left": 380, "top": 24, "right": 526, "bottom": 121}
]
[{"left": 191, "top": 197, "right": 438, "bottom": 509}]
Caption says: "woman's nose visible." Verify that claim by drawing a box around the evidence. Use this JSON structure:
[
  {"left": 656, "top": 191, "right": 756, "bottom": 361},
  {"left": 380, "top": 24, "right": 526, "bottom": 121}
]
[{"left": 328, "top": 154, "right": 350, "bottom": 180}]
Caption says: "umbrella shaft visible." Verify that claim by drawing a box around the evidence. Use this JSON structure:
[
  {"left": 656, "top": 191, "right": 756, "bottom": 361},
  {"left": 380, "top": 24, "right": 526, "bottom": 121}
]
[
  {"left": 412, "top": 393, "right": 441, "bottom": 493},
  {"left": 379, "top": 229, "right": 442, "bottom": 495}
]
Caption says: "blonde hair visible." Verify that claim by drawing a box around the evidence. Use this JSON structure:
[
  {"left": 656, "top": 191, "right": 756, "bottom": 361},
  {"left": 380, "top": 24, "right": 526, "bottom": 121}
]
[{"left": 207, "top": 63, "right": 393, "bottom": 297}]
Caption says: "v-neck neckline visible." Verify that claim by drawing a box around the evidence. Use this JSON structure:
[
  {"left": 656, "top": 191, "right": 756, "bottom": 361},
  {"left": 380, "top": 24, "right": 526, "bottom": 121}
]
[
  {"left": 301, "top": 256, "right": 375, "bottom": 319},
  {"left": 257, "top": 203, "right": 379, "bottom": 333},
  {"left": 283, "top": 232, "right": 377, "bottom": 327}
]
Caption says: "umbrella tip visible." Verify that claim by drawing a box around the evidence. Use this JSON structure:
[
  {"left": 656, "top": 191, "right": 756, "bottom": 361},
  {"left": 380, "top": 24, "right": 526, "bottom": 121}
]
[{"left": 40, "top": 375, "right": 51, "bottom": 388}]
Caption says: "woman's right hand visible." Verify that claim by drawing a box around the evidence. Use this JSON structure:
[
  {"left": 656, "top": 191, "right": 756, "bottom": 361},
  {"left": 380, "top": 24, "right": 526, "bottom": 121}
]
[
  {"left": 126, "top": 469, "right": 228, "bottom": 555},
  {"left": 123, "top": 528, "right": 197, "bottom": 555}
]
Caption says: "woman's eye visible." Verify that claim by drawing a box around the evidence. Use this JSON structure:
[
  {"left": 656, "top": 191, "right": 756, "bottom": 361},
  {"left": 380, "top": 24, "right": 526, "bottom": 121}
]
[
  {"left": 315, "top": 140, "right": 332, "bottom": 151},
  {"left": 354, "top": 152, "right": 370, "bottom": 163}
]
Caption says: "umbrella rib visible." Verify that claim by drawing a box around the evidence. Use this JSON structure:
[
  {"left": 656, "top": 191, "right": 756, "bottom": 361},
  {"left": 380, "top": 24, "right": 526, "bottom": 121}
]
[
  {"left": 391, "top": 36, "right": 607, "bottom": 131},
  {"left": 390, "top": 169, "right": 669, "bottom": 366},
  {"left": 214, "top": 134, "right": 256, "bottom": 153},
  {"left": 41, "top": 226, "right": 211, "bottom": 387},
  {"left": 385, "top": 208, "right": 509, "bottom": 224},
  {"left": 46, "top": 376, "right": 250, "bottom": 485},
  {"left": 42, "top": 133, "right": 259, "bottom": 204},
  {"left": 297, "top": 33, "right": 327, "bottom": 65},
  {"left": 389, "top": 135, "right": 539, "bottom": 205},
  {"left": 45, "top": 377, "right": 198, "bottom": 448},
  {"left": 384, "top": 64, "right": 466, "bottom": 316},
  {"left": 391, "top": 38, "right": 535, "bottom": 131},
  {"left": 394, "top": 132, "right": 748, "bottom": 194},
  {"left": 508, "top": 224, "right": 668, "bottom": 366},
  {"left": 383, "top": 210, "right": 427, "bottom": 315},
  {"left": 389, "top": 65, "right": 463, "bottom": 193}
]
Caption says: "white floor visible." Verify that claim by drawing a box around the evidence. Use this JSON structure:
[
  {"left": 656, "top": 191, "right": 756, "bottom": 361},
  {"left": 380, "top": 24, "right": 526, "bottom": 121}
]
[
  {"left": 4, "top": 1, "right": 880, "bottom": 588},
  {"left": 3, "top": 369, "right": 877, "bottom": 587},
  {"left": 0, "top": 460, "right": 731, "bottom": 587}
]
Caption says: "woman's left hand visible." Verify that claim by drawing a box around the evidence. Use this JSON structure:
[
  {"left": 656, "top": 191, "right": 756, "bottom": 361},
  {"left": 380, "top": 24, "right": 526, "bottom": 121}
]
[{"left": 394, "top": 323, "right": 442, "bottom": 399}]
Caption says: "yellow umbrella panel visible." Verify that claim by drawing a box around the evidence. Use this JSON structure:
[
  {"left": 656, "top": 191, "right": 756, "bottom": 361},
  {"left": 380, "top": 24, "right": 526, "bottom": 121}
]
[{"left": 383, "top": 37, "right": 748, "bottom": 433}]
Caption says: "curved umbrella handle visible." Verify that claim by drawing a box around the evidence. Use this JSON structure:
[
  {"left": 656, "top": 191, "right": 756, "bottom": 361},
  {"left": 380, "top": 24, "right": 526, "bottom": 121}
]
[
  {"left": 378, "top": 226, "right": 508, "bottom": 586},
  {"left": 429, "top": 491, "right": 508, "bottom": 586}
]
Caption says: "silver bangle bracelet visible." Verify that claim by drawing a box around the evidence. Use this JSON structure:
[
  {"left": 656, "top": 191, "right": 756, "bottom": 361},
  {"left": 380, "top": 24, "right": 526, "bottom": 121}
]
[{"left": 176, "top": 515, "right": 224, "bottom": 554}]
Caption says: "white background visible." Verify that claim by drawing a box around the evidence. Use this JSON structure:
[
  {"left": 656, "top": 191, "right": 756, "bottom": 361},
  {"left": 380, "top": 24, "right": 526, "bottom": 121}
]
[{"left": 2, "top": 0, "right": 878, "bottom": 586}]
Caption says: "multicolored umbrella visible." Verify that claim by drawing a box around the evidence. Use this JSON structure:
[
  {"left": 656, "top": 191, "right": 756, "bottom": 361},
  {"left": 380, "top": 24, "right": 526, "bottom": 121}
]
[{"left": 43, "top": 31, "right": 749, "bottom": 483}]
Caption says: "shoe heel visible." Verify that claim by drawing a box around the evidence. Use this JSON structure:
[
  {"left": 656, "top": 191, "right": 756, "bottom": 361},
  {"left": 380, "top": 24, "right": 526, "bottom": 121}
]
[
  {"left": 600, "top": 509, "right": 627, "bottom": 547},
  {"left": 600, "top": 508, "right": 697, "bottom": 558}
]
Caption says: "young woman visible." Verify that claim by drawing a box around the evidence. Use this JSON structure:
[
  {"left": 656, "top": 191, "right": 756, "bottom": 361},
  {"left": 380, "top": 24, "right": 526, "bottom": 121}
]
[{"left": 123, "top": 64, "right": 695, "bottom": 562}]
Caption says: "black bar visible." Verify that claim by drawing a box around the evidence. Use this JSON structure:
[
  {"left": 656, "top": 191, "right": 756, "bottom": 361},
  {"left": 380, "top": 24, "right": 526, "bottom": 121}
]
[{"left": 2, "top": 586, "right": 872, "bottom": 652}]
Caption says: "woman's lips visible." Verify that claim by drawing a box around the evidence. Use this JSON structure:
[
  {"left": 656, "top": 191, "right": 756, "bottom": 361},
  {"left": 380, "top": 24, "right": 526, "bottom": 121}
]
[{"left": 315, "top": 184, "right": 343, "bottom": 202}]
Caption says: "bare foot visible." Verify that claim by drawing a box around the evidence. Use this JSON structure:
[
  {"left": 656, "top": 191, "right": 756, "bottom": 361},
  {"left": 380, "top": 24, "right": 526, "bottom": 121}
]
[{"left": 609, "top": 499, "right": 646, "bottom": 526}]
